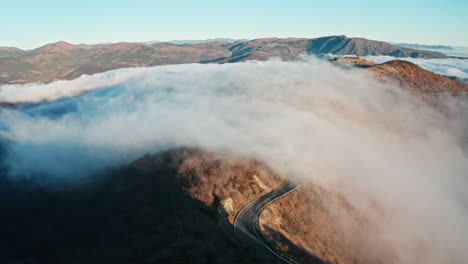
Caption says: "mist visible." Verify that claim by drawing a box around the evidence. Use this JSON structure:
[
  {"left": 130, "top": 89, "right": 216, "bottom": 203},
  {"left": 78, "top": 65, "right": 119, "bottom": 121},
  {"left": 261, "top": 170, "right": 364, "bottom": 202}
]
[{"left": 0, "top": 57, "right": 467, "bottom": 263}]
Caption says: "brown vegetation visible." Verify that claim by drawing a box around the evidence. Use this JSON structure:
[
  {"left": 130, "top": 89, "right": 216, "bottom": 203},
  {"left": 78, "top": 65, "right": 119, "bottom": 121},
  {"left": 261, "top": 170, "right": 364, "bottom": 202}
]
[
  {"left": 259, "top": 184, "right": 398, "bottom": 264},
  {"left": 367, "top": 60, "right": 468, "bottom": 93},
  {"left": 329, "top": 56, "right": 468, "bottom": 93},
  {"left": 134, "top": 148, "right": 283, "bottom": 222}
]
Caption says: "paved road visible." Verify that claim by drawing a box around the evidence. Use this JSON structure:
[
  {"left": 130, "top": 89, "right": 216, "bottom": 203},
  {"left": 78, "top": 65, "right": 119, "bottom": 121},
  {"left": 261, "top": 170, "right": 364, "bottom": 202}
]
[{"left": 234, "top": 180, "right": 299, "bottom": 263}]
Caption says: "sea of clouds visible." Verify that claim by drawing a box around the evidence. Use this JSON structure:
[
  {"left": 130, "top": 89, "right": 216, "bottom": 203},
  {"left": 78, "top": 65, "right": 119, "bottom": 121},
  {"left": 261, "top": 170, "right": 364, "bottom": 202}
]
[
  {"left": 419, "top": 46, "right": 468, "bottom": 58},
  {"left": 0, "top": 58, "right": 467, "bottom": 263}
]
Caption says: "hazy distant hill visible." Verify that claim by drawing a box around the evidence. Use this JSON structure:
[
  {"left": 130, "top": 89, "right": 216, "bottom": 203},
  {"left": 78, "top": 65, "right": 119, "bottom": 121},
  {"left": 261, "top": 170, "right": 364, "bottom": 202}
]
[
  {"left": 392, "top": 42, "right": 453, "bottom": 51},
  {"left": 0, "top": 35, "right": 449, "bottom": 85},
  {"left": 0, "top": 47, "right": 26, "bottom": 58},
  {"left": 145, "top": 38, "right": 246, "bottom": 45},
  {"left": 392, "top": 42, "right": 468, "bottom": 57}
]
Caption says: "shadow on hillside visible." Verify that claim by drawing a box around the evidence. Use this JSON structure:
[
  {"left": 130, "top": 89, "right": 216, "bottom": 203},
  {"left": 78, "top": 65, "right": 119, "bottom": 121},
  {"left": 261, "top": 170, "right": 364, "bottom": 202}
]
[{"left": 0, "top": 153, "right": 281, "bottom": 264}]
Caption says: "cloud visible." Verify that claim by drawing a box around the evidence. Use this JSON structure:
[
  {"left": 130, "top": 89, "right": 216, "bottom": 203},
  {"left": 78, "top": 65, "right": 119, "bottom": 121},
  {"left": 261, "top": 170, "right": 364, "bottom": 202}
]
[
  {"left": 392, "top": 44, "right": 468, "bottom": 58},
  {"left": 0, "top": 67, "right": 151, "bottom": 103},
  {"left": 0, "top": 58, "right": 467, "bottom": 263},
  {"left": 364, "top": 55, "right": 468, "bottom": 79}
]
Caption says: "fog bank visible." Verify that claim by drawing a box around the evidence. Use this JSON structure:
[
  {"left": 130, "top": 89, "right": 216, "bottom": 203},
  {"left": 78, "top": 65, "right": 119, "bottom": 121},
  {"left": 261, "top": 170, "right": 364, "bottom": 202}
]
[{"left": 0, "top": 58, "right": 467, "bottom": 263}]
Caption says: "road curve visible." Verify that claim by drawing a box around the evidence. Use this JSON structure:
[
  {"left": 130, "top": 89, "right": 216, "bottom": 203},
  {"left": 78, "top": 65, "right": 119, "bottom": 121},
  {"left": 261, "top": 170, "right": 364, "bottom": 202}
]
[{"left": 234, "top": 180, "right": 299, "bottom": 263}]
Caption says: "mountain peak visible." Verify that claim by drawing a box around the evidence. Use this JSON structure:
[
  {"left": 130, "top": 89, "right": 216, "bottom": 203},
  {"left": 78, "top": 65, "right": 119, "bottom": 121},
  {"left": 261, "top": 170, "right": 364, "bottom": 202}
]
[{"left": 36, "top": 41, "right": 80, "bottom": 52}]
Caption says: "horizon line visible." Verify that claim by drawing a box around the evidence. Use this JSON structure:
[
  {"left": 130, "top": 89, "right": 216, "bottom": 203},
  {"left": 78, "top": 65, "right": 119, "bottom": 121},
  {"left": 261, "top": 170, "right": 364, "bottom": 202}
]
[{"left": 2, "top": 35, "right": 468, "bottom": 51}]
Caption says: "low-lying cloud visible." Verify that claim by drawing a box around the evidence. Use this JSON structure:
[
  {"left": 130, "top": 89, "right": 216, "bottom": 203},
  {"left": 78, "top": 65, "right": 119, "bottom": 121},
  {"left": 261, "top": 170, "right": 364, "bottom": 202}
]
[
  {"left": 0, "top": 67, "right": 151, "bottom": 103},
  {"left": 0, "top": 58, "right": 467, "bottom": 263}
]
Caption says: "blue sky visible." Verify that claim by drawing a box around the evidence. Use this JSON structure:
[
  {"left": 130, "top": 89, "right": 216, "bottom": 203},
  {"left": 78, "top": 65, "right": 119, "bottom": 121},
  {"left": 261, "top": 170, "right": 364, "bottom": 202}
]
[{"left": 3, "top": 0, "right": 467, "bottom": 49}]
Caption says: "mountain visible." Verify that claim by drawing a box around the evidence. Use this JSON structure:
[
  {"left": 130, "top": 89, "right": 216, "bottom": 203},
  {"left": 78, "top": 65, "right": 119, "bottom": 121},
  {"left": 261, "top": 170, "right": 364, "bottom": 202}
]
[
  {"left": 202, "top": 36, "right": 448, "bottom": 64},
  {"left": 0, "top": 36, "right": 449, "bottom": 85}
]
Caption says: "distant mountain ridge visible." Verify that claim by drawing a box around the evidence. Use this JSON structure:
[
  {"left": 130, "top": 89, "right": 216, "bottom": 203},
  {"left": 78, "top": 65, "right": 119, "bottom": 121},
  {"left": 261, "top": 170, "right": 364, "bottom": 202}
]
[
  {"left": 0, "top": 47, "right": 26, "bottom": 58},
  {"left": 307, "top": 36, "right": 447, "bottom": 57},
  {"left": 0, "top": 35, "right": 450, "bottom": 85},
  {"left": 392, "top": 42, "right": 453, "bottom": 50},
  {"left": 145, "top": 38, "right": 246, "bottom": 45}
]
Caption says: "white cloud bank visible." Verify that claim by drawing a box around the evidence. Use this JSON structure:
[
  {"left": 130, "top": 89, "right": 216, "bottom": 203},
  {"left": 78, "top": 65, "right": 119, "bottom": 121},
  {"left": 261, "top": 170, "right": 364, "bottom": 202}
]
[
  {"left": 0, "top": 58, "right": 467, "bottom": 263},
  {"left": 0, "top": 67, "right": 151, "bottom": 103}
]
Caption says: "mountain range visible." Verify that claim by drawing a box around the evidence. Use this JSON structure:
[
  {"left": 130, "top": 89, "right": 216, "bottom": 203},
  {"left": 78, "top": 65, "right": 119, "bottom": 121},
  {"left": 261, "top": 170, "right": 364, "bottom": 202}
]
[
  {"left": 0, "top": 35, "right": 450, "bottom": 85},
  {"left": 144, "top": 38, "right": 245, "bottom": 45}
]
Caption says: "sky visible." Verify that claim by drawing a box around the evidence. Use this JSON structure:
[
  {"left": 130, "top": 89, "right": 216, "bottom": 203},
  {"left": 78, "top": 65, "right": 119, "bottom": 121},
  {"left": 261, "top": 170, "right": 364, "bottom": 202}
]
[{"left": 2, "top": 0, "right": 467, "bottom": 49}]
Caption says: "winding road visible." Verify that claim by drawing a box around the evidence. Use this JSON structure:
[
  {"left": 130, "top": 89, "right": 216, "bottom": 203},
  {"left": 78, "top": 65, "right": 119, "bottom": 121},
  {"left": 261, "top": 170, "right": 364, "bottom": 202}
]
[{"left": 234, "top": 180, "right": 300, "bottom": 263}]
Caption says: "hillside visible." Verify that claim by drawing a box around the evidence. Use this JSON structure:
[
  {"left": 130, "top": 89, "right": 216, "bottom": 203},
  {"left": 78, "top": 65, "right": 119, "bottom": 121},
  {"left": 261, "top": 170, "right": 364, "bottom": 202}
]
[
  {"left": 259, "top": 184, "right": 398, "bottom": 264},
  {"left": 366, "top": 60, "right": 468, "bottom": 93},
  {"left": 0, "top": 36, "right": 449, "bottom": 85},
  {"left": 329, "top": 57, "right": 468, "bottom": 93},
  {"left": 0, "top": 148, "right": 287, "bottom": 264}
]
